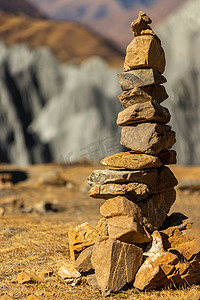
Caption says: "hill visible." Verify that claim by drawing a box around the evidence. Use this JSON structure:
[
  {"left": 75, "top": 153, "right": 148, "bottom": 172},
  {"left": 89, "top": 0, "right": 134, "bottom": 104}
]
[
  {"left": 0, "top": 0, "right": 45, "bottom": 18},
  {"left": 0, "top": 11, "right": 123, "bottom": 66}
]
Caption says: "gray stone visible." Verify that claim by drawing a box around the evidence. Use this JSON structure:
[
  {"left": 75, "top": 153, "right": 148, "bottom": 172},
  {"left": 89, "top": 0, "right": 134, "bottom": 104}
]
[
  {"left": 118, "top": 69, "right": 166, "bottom": 91},
  {"left": 121, "top": 123, "right": 176, "bottom": 155}
]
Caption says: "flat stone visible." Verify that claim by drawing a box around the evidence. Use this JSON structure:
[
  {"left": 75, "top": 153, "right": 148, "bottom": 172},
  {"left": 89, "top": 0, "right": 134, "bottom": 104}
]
[
  {"left": 118, "top": 69, "right": 166, "bottom": 91},
  {"left": 91, "top": 237, "right": 143, "bottom": 295},
  {"left": 118, "top": 85, "right": 168, "bottom": 108},
  {"left": 131, "top": 11, "right": 155, "bottom": 37},
  {"left": 158, "top": 150, "right": 177, "bottom": 165},
  {"left": 88, "top": 182, "right": 149, "bottom": 201},
  {"left": 68, "top": 223, "right": 99, "bottom": 261},
  {"left": 74, "top": 246, "right": 94, "bottom": 274},
  {"left": 107, "top": 216, "right": 151, "bottom": 243},
  {"left": 88, "top": 166, "right": 178, "bottom": 194},
  {"left": 138, "top": 189, "right": 176, "bottom": 232},
  {"left": 160, "top": 213, "right": 200, "bottom": 261},
  {"left": 121, "top": 123, "right": 176, "bottom": 155},
  {"left": 100, "top": 152, "right": 162, "bottom": 169},
  {"left": 124, "top": 35, "right": 165, "bottom": 74},
  {"left": 117, "top": 102, "right": 170, "bottom": 126},
  {"left": 133, "top": 231, "right": 179, "bottom": 291}
]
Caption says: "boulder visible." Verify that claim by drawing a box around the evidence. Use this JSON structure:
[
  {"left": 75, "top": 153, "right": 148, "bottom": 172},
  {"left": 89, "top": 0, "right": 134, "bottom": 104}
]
[
  {"left": 117, "top": 102, "right": 170, "bottom": 125},
  {"left": 118, "top": 85, "right": 168, "bottom": 108},
  {"left": 91, "top": 237, "right": 143, "bottom": 295},
  {"left": 118, "top": 69, "right": 166, "bottom": 91},
  {"left": 120, "top": 123, "right": 176, "bottom": 155},
  {"left": 68, "top": 223, "right": 99, "bottom": 261},
  {"left": 88, "top": 182, "right": 149, "bottom": 201},
  {"left": 88, "top": 166, "right": 178, "bottom": 193},
  {"left": 138, "top": 189, "right": 176, "bottom": 232},
  {"left": 124, "top": 35, "right": 165, "bottom": 73},
  {"left": 74, "top": 246, "right": 94, "bottom": 274},
  {"left": 100, "top": 152, "right": 162, "bottom": 169}
]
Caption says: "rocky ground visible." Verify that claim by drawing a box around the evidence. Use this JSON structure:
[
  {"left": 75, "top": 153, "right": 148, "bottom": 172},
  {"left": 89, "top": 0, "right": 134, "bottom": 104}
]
[{"left": 0, "top": 162, "right": 199, "bottom": 299}]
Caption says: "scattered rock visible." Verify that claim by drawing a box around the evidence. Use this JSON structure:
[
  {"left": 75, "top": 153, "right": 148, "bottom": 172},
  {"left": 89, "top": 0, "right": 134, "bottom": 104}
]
[
  {"left": 100, "top": 152, "right": 162, "bottom": 169},
  {"left": 74, "top": 246, "right": 94, "bottom": 274},
  {"left": 117, "top": 102, "right": 170, "bottom": 125},
  {"left": 88, "top": 182, "right": 149, "bottom": 201},
  {"left": 124, "top": 35, "right": 165, "bottom": 74},
  {"left": 17, "top": 271, "right": 37, "bottom": 284},
  {"left": 38, "top": 171, "right": 67, "bottom": 186},
  {"left": 91, "top": 237, "right": 143, "bottom": 295},
  {"left": 27, "top": 295, "right": 40, "bottom": 300},
  {"left": 121, "top": 123, "right": 176, "bottom": 155},
  {"left": 118, "top": 69, "right": 166, "bottom": 91},
  {"left": 0, "top": 295, "right": 13, "bottom": 300},
  {"left": 118, "top": 85, "right": 168, "bottom": 108},
  {"left": 68, "top": 223, "right": 99, "bottom": 261},
  {"left": 58, "top": 262, "right": 81, "bottom": 280}
]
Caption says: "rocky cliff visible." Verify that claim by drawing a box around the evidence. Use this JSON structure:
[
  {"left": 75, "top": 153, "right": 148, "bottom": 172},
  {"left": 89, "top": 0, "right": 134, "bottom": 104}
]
[{"left": 157, "top": 0, "right": 200, "bottom": 165}]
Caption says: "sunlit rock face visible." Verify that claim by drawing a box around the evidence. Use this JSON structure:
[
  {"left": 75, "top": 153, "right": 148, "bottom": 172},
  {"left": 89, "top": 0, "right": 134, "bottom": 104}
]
[{"left": 157, "top": 0, "right": 200, "bottom": 165}]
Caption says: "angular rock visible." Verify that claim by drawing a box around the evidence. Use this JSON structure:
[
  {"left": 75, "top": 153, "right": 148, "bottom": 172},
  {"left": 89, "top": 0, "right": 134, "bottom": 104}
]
[
  {"left": 17, "top": 272, "right": 37, "bottom": 284},
  {"left": 158, "top": 150, "right": 177, "bottom": 165},
  {"left": 131, "top": 11, "right": 155, "bottom": 37},
  {"left": 117, "top": 102, "right": 170, "bottom": 126},
  {"left": 91, "top": 237, "right": 143, "bottom": 295},
  {"left": 68, "top": 223, "right": 99, "bottom": 261},
  {"left": 96, "top": 218, "right": 108, "bottom": 236},
  {"left": 118, "top": 69, "right": 166, "bottom": 91},
  {"left": 124, "top": 35, "right": 165, "bottom": 74},
  {"left": 88, "top": 166, "right": 178, "bottom": 194},
  {"left": 138, "top": 189, "right": 176, "bottom": 232},
  {"left": 121, "top": 123, "right": 176, "bottom": 155},
  {"left": 107, "top": 216, "right": 151, "bottom": 243},
  {"left": 133, "top": 231, "right": 179, "bottom": 290},
  {"left": 88, "top": 182, "right": 149, "bottom": 201},
  {"left": 100, "top": 152, "right": 162, "bottom": 169},
  {"left": 118, "top": 85, "right": 168, "bottom": 108},
  {"left": 58, "top": 262, "right": 81, "bottom": 285},
  {"left": 160, "top": 213, "right": 200, "bottom": 261},
  {"left": 74, "top": 246, "right": 94, "bottom": 274}
]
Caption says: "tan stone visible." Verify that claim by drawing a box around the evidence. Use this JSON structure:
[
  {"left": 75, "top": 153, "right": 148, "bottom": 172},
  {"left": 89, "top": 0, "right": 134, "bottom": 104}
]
[
  {"left": 88, "top": 182, "right": 149, "bottom": 201},
  {"left": 91, "top": 237, "right": 143, "bottom": 295},
  {"left": 0, "top": 296, "right": 13, "bottom": 300},
  {"left": 117, "top": 102, "right": 170, "bottom": 126},
  {"left": 118, "top": 85, "right": 168, "bottom": 108},
  {"left": 118, "top": 69, "right": 166, "bottom": 91},
  {"left": 107, "top": 216, "right": 151, "bottom": 243},
  {"left": 58, "top": 262, "right": 81, "bottom": 286},
  {"left": 124, "top": 35, "right": 165, "bottom": 74},
  {"left": 133, "top": 231, "right": 179, "bottom": 291},
  {"left": 160, "top": 213, "right": 200, "bottom": 261},
  {"left": 74, "top": 246, "right": 94, "bottom": 274},
  {"left": 138, "top": 189, "right": 176, "bottom": 232},
  {"left": 131, "top": 11, "right": 155, "bottom": 37},
  {"left": 100, "top": 152, "right": 162, "bottom": 169},
  {"left": 86, "top": 274, "right": 98, "bottom": 288},
  {"left": 88, "top": 166, "right": 178, "bottom": 193},
  {"left": 158, "top": 150, "right": 177, "bottom": 165},
  {"left": 120, "top": 123, "right": 176, "bottom": 155},
  {"left": 68, "top": 223, "right": 99, "bottom": 261},
  {"left": 96, "top": 218, "right": 108, "bottom": 236},
  {"left": 17, "top": 271, "right": 37, "bottom": 284},
  {"left": 27, "top": 296, "right": 40, "bottom": 300}
]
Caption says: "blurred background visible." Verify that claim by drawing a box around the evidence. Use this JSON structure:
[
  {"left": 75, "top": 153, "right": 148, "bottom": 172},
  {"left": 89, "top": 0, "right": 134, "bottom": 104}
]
[{"left": 0, "top": 0, "right": 199, "bottom": 166}]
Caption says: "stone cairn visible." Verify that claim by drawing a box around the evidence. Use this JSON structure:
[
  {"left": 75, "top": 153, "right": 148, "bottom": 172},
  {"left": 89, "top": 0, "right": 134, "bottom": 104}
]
[{"left": 65, "top": 12, "right": 200, "bottom": 296}]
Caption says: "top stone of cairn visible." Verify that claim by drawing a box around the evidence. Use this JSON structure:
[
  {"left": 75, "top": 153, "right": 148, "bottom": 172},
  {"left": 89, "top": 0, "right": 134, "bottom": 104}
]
[{"left": 124, "top": 11, "right": 165, "bottom": 74}]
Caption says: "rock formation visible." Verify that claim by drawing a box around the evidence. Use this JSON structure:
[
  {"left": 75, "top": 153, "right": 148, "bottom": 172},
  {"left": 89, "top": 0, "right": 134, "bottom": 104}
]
[{"left": 67, "top": 11, "right": 200, "bottom": 296}]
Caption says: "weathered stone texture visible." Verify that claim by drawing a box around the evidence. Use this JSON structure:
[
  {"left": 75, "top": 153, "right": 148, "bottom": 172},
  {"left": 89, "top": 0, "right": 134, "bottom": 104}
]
[
  {"left": 120, "top": 123, "right": 176, "bottom": 155},
  {"left": 74, "top": 246, "right": 94, "bottom": 274},
  {"left": 124, "top": 35, "right": 165, "bottom": 74},
  {"left": 91, "top": 237, "right": 143, "bottom": 295},
  {"left": 131, "top": 11, "right": 154, "bottom": 37},
  {"left": 100, "top": 152, "right": 162, "bottom": 169},
  {"left": 117, "top": 102, "right": 170, "bottom": 126},
  {"left": 118, "top": 69, "right": 166, "bottom": 91}
]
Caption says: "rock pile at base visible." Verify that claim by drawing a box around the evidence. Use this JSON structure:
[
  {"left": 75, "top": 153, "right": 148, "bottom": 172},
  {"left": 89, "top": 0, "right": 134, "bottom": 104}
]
[{"left": 67, "top": 11, "right": 200, "bottom": 296}]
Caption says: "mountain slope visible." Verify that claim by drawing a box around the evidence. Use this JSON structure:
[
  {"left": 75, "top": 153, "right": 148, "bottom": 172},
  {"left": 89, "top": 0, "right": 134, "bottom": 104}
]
[
  {"left": 28, "top": 0, "right": 189, "bottom": 48},
  {"left": 0, "top": 11, "right": 123, "bottom": 66},
  {"left": 0, "top": 0, "right": 45, "bottom": 18}
]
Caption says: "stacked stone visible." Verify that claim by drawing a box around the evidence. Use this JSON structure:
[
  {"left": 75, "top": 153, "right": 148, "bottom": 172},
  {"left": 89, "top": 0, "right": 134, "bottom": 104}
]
[{"left": 67, "top": 12, "right": 200, "bottom": 296}]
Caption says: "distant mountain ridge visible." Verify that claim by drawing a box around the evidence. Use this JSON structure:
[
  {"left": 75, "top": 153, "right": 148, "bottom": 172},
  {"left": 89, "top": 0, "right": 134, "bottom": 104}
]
[{"left": 0, "top": 0, "right": 45, "bottom": 18}]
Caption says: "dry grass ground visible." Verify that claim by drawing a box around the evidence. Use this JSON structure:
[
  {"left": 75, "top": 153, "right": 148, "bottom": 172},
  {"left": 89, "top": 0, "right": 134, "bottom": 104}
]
[{"left": 0, "top": 163, "right": 199, "bottom": 299}]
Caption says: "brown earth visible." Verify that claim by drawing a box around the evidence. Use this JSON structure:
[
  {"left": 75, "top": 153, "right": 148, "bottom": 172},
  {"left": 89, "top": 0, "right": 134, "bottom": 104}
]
[
  {"left": 0, "top": 11, "right": 123, "bottom": 66},
  {"left": 0, "top": 162, "right": 199, "bottom": 299}
]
